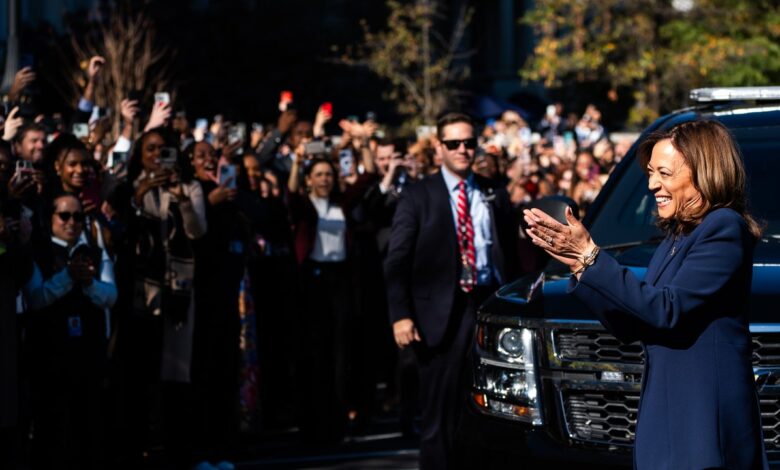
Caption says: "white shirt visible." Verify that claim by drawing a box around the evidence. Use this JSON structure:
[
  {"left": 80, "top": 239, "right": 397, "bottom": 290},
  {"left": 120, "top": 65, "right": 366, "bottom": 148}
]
[
  {"left": 440, "top": 166, "right": 499, "bottom": 286},
  {"left": 309, "top": 195, "right": 347, "bottom": 262}
]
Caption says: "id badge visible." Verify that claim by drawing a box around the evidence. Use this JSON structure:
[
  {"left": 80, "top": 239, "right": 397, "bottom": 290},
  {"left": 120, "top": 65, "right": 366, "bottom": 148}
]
[
  {"left": 228, "top": 240, "right": 244, "bottom": 254},
  {"left": 67, "top": 316, "right": 83, "bottom": 338}
]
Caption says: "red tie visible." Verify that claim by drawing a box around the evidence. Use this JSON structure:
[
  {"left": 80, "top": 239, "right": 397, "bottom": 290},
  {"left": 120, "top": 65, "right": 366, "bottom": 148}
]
[{"left": 456, "top": 181, "right": 476, "bottom": 292}]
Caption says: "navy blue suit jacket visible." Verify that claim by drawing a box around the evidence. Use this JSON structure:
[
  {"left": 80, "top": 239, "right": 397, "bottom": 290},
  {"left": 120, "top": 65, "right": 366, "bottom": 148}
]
[
  {"left": 570, "top": 208, "right": 767, "bottom": 470},
  {"left": 384, "top": 172, "right": 517, "bottom": 347}
]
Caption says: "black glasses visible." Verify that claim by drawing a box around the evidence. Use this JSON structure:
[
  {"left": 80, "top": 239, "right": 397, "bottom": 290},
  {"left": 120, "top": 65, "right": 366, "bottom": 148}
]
[
  {"left": 441, "top": 138, "right": 478, "bottom": 150},
  {"left": 55, "top": 211, "right": 85, "bottom": 223}
]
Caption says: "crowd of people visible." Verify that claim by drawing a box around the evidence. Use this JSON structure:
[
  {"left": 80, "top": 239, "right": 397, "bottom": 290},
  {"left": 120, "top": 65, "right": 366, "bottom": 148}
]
[{"left": 0, "top": 55, "right": 634, "bottom": 470}]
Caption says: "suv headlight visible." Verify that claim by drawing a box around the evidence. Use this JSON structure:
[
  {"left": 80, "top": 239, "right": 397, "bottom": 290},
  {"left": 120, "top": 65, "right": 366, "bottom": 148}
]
[{"left": 473, "top": 326, "right": 543, "bottom": 425}]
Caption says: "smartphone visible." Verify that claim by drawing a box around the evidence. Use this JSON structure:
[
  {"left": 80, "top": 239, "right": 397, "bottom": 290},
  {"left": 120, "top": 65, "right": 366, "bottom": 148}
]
[
  {"left": 154, "top": 92, "right": 170, "bottom": 107},
  {"left": 304, "top": 140, "right": 327, "bottom": 155},
  {"left": 19, "top": 54, "right": 34, "bottom": 70},
  {"left": 251, "top": 122, "right": 264, "bottom": 133},
  {"left": 195, "top": 118, "right": 208, "bottom": 130},
  {"left": 108, "top": 151, "right": 128, "bottom": 169},
  {"left": 279, "top": 91, "right": 293, "bottom": 112},
  {"left": 80, "top": 182, "right": 102, "bottom": 213},
  {"left": 321, "top": 102, "right": 333, "bottom": 115},
  {"left": 159, "top": 147, "right": 177, "bottom": 169},
  {"left": 415, "top": 125, "right": 436, "bottom": 141},
  {"left": 218, "top": 162, "right": 237, "bottom": 190},
  {"left": 338, "top": 149, "right": 354, "bottom": 177},
  {"left": 72, "top": 123, "right": 89, "bottom": 139},
  {"left": 15, "top": 160, "right": 33, "bottom": 181},
  {"left": 228, "top": 123, "right": 246, "bottom": 144}
]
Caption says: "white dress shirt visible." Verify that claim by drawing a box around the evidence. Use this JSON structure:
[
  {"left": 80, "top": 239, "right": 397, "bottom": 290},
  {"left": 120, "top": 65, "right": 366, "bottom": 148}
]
[{"left": 309, "top": 195, "right": 347, "bottom": 262}]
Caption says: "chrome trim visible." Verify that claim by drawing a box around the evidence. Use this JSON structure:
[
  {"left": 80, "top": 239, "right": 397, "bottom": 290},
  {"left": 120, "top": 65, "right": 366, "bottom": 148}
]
[
  {"left": 751, "top": 324, "right": 780, "bottom": 333},
  {"left": 479, "top": 357, "right": 528, "bottom": 371},
  {"left": 545, "top": 323, "right": 644, "bottom": 373}
]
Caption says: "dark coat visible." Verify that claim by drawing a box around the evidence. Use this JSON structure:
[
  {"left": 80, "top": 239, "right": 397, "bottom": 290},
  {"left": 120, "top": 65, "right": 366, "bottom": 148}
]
[
  {"left": 570, "top": 208, "right": 767, "bottom": 470},
  {"left": 384, "top": 171, "right": 519, "bottom": 347},
  {"left": 0, "top": 241, "right": 33, "bottom": 427}
]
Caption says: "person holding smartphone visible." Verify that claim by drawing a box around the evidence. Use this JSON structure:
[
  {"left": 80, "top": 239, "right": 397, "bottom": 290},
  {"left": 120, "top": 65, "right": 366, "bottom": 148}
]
[
  {"left": 286, "top": 147, "right": 375, "bottom": 444},
  {"left": 117, "top": 128, "right": 206, "bottom": 467},
  {"left": 23, "top": 194, "right": 116, "bottom": 469},
  {"left": 181, "top": 140, "right": 244, "bottom": 467}
]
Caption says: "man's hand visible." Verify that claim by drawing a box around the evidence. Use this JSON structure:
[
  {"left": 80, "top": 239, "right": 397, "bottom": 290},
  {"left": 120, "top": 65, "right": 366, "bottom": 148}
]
[
  {"left": 393, "top": 318, "right": 421, "bottom": 349},
  {"left": 87, "top": 56, "right": 106, "bottom": 81},
  {"left": 8, "top": 68, "right": 36, "bottom": 102},
  {"left": 278, "top": 110, "right": 297, "bottom": 135},
  {"left": 7, "top": 171, "right": 35, "bottom": 200},
  {"left": 2, "top": 107, "right": 22, "bottom": 142}
]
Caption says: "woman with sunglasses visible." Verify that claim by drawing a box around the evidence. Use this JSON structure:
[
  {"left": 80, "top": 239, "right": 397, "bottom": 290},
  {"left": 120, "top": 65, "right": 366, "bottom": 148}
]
[{"left": 23, "top": 193, "right": 117, "bottom": 469}]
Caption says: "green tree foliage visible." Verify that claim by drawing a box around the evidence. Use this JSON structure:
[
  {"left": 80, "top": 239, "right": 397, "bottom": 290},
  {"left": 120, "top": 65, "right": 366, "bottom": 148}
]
[
  {"left": 339, "top": 0, "right": 472, "bottom": 133},
  {"left": 521, "top": 0, "right": 780, "bottom": 128}
]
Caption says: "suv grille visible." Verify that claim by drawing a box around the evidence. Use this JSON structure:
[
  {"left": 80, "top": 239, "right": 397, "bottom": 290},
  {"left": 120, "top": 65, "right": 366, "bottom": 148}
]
[
  {"left": 752, "top": 335, "right": 780, "bottom": 366},
  {"left": 554, "top": 330, "right": 643, "bottom": 364},
  {"left": 761, "top": 397, "right": 780, "bottom": 450},
  {"left": 555, "top": 330, "right": 780, "bottom": 368},
  {"left": 564, "top": 390, "right": 780, "bottom": 451},
  {"left": 563, "top": 390, "right": 638, "bottom": 446}
]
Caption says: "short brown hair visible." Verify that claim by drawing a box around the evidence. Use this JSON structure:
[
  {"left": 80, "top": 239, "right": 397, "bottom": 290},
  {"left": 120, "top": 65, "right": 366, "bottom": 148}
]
[
  {"left": 436, "top": 112, "right": 474, "bottom": 140},
  {"left": 637, "top": 119, "right": 762, "bottom": 238}
]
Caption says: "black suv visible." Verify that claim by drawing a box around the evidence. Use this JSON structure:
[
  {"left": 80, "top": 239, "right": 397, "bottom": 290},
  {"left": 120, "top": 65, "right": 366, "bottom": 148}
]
[{"left": 468, "top": 88, "right": 780, "bottom": 467}]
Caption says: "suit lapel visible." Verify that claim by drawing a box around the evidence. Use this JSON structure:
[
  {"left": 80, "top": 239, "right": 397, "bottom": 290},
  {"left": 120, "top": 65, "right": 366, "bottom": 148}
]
[
  {"left": 647, "top": 235, "right": 682, "bottom": 286},
  {"left": 430, "top": 172, "right": 458, "bottom": 253}
]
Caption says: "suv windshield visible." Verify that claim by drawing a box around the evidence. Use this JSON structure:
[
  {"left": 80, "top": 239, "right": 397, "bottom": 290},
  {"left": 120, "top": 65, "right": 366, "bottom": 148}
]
[{"left": 589, "top": 118, "right": 780, "bottom": 247}]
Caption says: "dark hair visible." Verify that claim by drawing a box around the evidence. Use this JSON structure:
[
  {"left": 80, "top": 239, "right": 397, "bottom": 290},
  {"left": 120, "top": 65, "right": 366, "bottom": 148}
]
[
  {"left": 48, "top": 193, "right": 82, "bottom": 230},
  {"left": 304, "top": 157, "right": 337, "bottom": 178},
  {"left": 436, "top": 112, "right": 474, "bottom": 140},
  {"left": 128, "top": 128, "right": 193, "bottom": 184},
  {"left": 41, "top": 133, "right": 89, "bottom": 188},
  {"left": 13, "top": 122, "right": 46, "bottom": 145},
  {"left": 304, "top": 157, "right": 339, "bottom": 199},
  {"left": 637, "top": 119, "right": 762, "bottom": 238}
]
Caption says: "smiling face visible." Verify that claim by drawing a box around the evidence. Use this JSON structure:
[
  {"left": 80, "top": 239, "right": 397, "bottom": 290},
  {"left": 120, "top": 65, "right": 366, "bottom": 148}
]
[
  {"left": 56, "top": 149, "right": 89, "bottom": 192},
  {"left": 436, "top": 122, "right": 476, "bottom": 179},
  {"left": 305, "top": 161, "right": 334, "bottom": 198},
  {"left": 192, "top": 141, "right": 217, "bottom": 182},
  {"left": 646, "top": 139, "right": 701, "bottom": 220},
  {"left": 243, "top": 154, "right": 262, "bottom": 192},
  {"left": 51, "top": 195, "right": 83, "bottom": 246},
  {"left": 141, "top": 132, "right": 165, "bottom": 173}
]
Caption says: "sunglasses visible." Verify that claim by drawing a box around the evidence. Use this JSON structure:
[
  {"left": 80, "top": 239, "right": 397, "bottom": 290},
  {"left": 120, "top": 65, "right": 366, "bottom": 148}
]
[
  {"left": 441, "top": 138, "right": 478, "bottom": 151},
  {"left": 55, "top": 211, "right": 85, "bottom": 223}
]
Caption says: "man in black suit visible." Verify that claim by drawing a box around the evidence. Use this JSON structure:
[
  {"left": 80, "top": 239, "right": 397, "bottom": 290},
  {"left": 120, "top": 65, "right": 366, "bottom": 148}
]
[{"left": 384, "top": 112, "right": 518, "bottom": 469}]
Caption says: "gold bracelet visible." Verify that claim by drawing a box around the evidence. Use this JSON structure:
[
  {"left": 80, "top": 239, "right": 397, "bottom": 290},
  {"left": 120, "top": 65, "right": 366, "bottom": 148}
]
[{"left": 572, "top": 245, "right": 600, "bottom": 276}]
